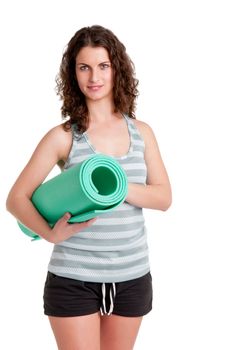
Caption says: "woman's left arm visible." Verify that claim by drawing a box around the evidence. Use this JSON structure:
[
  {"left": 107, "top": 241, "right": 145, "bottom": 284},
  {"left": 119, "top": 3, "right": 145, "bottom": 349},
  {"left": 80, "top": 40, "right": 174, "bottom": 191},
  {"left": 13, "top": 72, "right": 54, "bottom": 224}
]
[{"left": 125, "top": 120, "right": 172, "bottom": 211}]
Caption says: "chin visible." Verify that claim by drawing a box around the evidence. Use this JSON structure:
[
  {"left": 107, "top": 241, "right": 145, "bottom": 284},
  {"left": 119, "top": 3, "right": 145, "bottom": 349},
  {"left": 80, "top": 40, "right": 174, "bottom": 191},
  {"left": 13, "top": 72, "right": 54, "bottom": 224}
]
[{"left": 87, "top": 92, "right": 112, "bottom": 101}]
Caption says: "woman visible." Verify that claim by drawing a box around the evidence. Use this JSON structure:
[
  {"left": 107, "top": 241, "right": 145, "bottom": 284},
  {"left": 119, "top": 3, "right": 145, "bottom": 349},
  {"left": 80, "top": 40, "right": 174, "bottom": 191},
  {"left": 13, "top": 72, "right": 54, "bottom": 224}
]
[{"left": 6, "top": 25, "right": 172, "bottom": 350}]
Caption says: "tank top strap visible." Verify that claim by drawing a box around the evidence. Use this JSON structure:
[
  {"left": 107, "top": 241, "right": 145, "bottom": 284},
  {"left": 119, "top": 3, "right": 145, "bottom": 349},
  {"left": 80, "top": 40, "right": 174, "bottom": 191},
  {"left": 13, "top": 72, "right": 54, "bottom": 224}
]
[
  {"left": 70, "top": 122, "right": 82, "bottom": 141},
  {"left": 123, "top": 114, "right": 145, "bottom": 146}
]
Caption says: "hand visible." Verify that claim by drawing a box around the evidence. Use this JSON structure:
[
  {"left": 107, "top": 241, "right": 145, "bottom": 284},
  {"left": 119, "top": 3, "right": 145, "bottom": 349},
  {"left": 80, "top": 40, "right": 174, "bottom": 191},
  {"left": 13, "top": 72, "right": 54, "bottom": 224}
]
[{"left": 49, "top": 212, "right": 97, "bottom": 244}]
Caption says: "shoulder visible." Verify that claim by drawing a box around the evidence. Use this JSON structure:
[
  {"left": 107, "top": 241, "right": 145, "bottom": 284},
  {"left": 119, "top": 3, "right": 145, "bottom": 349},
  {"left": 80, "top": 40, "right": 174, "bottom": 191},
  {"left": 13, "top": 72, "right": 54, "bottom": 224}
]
[
  {"left": 41, "top": 123, "right": 73, "bottom": 160},
  {"left": 132, "top": 118, "right": 151, "bottom": 132},
  {"left": 132, "top": 118, "right": 157, "bottom": 146},
  {"left": 46, "top": 123, "right": 72, "bottom": 140}
]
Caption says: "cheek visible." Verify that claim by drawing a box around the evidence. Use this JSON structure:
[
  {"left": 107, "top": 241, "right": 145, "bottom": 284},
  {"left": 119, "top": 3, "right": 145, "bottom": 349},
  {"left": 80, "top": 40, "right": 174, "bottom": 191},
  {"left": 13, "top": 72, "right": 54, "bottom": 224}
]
[
  {"left": 106, "top": 71, "right": 114, "bottom": 86},
  {"left": 76, "top": 73, "right": 86, "bottom": 90}
]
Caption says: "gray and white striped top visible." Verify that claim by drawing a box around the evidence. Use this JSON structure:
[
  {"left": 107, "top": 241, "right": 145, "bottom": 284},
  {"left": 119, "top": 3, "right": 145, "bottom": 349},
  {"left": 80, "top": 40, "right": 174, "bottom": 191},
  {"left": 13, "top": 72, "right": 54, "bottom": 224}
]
[{"left": 48, "top": 114, "right": 150, "bottom": 283}]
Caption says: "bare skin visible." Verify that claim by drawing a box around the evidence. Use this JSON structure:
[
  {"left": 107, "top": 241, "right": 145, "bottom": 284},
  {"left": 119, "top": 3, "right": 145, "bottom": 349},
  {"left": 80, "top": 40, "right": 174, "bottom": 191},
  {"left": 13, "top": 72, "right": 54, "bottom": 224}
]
[
  {"left": 6, "top": 45, "right": 172, "bottom": 349},
  {"left": 49, "top": 313, "right": 101, "bottom": 350},
  {"left": 100, "top": 314, "right": 143, "bottom": 350},
  {"left": 49, "top": 313, "right": 142, "bottom": 350}
]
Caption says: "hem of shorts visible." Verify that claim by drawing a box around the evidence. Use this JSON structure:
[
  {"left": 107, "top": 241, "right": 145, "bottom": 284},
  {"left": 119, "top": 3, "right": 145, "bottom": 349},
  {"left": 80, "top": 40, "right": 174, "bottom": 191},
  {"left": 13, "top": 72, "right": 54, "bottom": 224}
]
[
  {"left": 112, "top": 306, "right": 152, "bottom": 318},
  {"left": 44, "top": 308, "right": 100, "bottom": 317}
]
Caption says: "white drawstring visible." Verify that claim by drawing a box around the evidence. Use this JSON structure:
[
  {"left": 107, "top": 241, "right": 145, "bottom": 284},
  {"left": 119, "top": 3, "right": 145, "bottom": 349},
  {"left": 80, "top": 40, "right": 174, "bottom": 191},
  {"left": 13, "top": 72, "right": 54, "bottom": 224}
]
[
  {"left": 107, "top": 282, "right": 116, "bottom": 315},
  {"left": 100, "top": 282, "right": 116, "bottom": 316},
  {"left": 100, "top": 283, "right": 107, "bottom": 315}
]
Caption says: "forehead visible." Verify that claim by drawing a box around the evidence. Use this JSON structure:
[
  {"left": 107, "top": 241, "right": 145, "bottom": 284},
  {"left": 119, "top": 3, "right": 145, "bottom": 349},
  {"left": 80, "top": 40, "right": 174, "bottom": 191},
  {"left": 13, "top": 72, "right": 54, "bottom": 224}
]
[{"left": 76, "top": 46, "right": 110, "bottom": 64}]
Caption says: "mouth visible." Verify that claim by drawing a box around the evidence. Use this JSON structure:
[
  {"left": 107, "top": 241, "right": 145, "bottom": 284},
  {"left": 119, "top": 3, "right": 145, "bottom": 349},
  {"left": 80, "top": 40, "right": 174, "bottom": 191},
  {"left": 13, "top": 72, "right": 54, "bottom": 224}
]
[{"left": 87, "top": 85, "right": 103, "bottom": 91}]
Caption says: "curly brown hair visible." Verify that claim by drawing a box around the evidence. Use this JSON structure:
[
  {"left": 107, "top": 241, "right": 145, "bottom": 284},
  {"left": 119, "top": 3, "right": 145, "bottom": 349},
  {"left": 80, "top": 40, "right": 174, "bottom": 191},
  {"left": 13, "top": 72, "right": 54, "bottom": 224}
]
[{"left": 56, "top": 25, "right": 139, "bottom": 133}]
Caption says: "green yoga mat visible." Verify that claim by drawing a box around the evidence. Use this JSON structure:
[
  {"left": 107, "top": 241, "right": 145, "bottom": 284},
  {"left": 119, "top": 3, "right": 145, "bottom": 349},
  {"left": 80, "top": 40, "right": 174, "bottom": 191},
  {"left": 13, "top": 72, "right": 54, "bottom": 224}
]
[{"left": 18, "top": 154, "right": 128, "bottom": 240}]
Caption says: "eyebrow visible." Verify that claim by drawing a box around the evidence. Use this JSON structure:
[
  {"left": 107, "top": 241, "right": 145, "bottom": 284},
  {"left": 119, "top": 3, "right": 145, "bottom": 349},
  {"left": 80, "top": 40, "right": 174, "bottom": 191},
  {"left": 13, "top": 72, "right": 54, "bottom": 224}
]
[{"left": 76, "top": 61, "right": 111, "bottom": 66}]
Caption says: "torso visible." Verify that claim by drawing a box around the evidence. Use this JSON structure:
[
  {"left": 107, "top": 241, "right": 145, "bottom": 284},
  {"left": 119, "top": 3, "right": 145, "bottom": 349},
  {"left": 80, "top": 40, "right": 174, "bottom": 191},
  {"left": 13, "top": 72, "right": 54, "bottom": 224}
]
[
  {"left": 58, "top": 116, "right": 145, "bottom": 167},
  {"left": 83, "top": 116, "right": 131, "bottom": 157},
  {"left": 49, "top": 113, "right": 150, "bottom": 283}
]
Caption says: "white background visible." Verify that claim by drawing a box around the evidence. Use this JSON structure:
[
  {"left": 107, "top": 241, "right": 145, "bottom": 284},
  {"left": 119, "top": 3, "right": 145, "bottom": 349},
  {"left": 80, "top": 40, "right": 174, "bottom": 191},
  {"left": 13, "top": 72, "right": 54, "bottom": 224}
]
[{"left": 1, "top": 0, "right": 232, "bottom": 349}]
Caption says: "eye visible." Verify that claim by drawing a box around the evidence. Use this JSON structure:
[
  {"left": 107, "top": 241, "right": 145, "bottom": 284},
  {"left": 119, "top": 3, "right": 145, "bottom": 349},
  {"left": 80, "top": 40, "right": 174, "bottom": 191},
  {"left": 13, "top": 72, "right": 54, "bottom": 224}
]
[
  {"left": 100, "top": 63, "right": 110, "bottom": 70},
  {"left": 79, "top": 65, "right": 89, "bottom": 71}
]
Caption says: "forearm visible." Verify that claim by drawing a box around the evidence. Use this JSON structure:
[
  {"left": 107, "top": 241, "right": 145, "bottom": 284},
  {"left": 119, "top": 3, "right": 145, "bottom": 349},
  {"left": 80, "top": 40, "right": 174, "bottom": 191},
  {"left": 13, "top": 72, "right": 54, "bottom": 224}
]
[
  {"left": 6, "top": 194, "right": 52, "bottom": 241},
  {"left": 125, "top": 183, "right": 172, "bottom": 211}
]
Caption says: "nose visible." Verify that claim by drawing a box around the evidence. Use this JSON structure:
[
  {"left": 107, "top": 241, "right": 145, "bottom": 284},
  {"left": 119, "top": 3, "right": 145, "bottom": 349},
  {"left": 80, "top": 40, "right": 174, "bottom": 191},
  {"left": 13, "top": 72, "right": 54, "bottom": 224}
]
[{"left": 89, "top": 68, "right": 99, "bottom": 83}]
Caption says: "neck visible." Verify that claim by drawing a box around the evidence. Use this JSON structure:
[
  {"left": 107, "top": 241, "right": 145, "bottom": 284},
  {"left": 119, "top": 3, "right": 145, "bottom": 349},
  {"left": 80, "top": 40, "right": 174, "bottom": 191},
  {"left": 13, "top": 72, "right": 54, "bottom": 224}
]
[{"left": 86, "top": 98, "right": 120, "bottom": 124}]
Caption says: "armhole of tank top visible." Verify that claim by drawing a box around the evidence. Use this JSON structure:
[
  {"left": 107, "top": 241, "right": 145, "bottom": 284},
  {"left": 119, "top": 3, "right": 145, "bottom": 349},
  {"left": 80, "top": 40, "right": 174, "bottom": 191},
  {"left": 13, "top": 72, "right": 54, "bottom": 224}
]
[
  {"left": 126, "top": 115, "right": 146, "bottom": 147},
  {"left": 63, "top": 123, "right": 77, "bottom": 170}
]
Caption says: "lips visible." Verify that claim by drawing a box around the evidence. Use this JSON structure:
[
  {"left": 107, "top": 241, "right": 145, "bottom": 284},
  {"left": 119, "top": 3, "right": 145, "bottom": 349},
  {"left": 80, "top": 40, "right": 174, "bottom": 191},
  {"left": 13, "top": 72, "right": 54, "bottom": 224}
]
[{"left": 87, "top": 85, "right": 103, "bottom": 91}]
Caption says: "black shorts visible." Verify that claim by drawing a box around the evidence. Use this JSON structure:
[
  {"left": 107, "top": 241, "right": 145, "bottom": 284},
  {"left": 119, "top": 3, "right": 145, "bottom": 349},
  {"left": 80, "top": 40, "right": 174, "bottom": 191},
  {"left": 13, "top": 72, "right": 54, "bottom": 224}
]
[{"left": 43, "top": 271, "right": 153, "bottom": 317}]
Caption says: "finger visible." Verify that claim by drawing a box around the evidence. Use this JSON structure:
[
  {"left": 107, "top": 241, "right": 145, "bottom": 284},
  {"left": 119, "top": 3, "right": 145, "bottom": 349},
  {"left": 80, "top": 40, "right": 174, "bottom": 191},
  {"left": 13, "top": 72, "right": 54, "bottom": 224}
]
[
  {"left": 62, "top": 212, "right": 71, "bottom": 222},
  {"left": 71, "top": 217, "right": 98, "bottom": 231},
  {"left": 86, "top": 217, "right": 98, "bottom": 224}
]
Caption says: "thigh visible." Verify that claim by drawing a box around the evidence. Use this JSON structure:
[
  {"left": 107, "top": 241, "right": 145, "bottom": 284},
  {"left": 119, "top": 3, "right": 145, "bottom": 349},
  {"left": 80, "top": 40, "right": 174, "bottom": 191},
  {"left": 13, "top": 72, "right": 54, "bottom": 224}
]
[
  {"left": 49, "top": 313, "right": 101, "bottom": 350},
  {"left": 100, "top": 314, "right": 143, "bottom": 350}
]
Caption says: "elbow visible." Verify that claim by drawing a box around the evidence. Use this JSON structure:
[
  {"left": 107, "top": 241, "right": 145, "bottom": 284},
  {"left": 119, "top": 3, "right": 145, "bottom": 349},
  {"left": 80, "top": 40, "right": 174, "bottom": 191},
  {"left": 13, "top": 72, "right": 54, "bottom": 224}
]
[
  {"left": 160, "top": 189, "right": 172, "bottom": 211},
  {"left": 6, "top": 193, "right": 11, "bottom": 212},
  {"left": 6, "top": 191, "right": 25, "bottom": 214},
  {"left": 6, "top": 193, "right": 15, "bottom": 214},
  {"left": 161, "top": 198, "right": 172, "bottom": 211},
  {"left": 149, "top": 184, "right": 172, "bottom": 211}
]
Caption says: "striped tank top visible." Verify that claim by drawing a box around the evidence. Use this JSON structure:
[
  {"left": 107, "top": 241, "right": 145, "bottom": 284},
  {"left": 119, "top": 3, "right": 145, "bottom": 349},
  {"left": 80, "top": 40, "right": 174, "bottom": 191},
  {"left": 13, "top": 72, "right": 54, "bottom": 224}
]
[{"left": 48, "top": 114, "right": 150, "bottom": 283}]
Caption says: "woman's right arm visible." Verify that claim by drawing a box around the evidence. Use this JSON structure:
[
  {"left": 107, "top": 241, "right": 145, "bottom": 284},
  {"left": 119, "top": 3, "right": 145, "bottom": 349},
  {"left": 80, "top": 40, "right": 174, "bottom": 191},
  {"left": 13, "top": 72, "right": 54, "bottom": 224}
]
[{"left": 6, "top": 125, "right": 96, "bottom": 243}]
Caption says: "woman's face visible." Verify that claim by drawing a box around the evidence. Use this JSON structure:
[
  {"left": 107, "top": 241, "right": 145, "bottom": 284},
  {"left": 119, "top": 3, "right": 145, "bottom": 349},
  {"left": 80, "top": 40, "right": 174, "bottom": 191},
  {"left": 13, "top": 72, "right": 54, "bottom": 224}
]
[{"left": 75, "top": 46, "right": 114, "bottom": 102}]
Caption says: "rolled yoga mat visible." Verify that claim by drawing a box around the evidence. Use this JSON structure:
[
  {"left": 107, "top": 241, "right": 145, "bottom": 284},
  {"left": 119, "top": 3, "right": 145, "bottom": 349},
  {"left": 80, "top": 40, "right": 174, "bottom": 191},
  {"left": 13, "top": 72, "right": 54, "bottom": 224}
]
[{"left": 18, "top": 154, "right": 128, "bottom": 240}]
